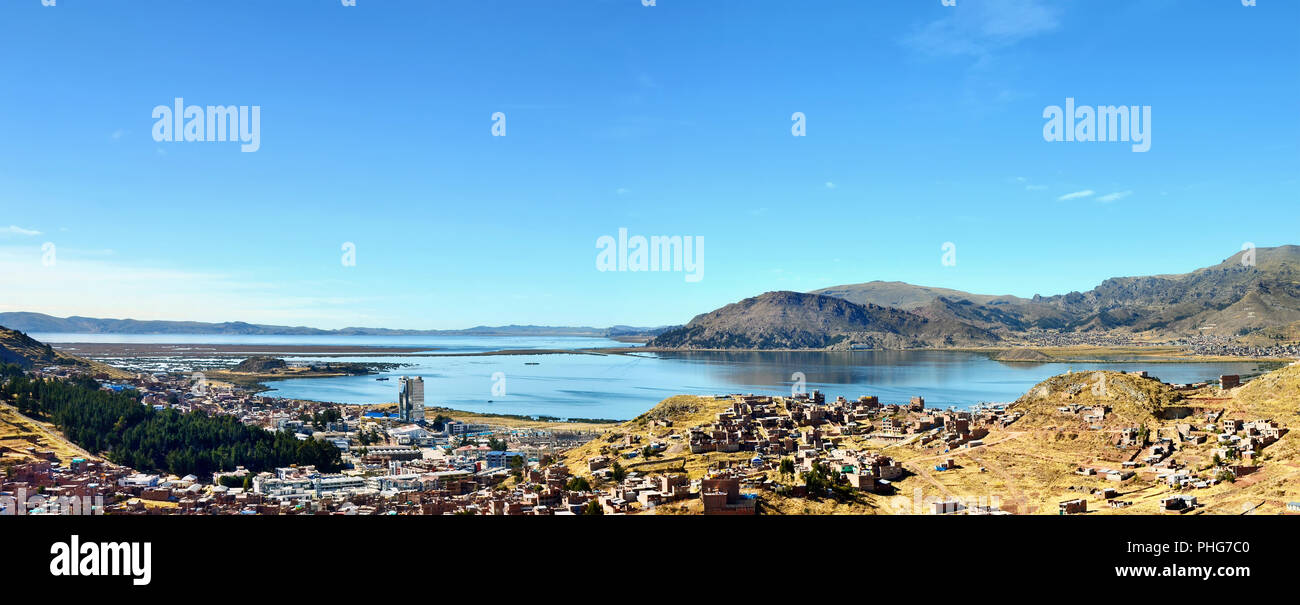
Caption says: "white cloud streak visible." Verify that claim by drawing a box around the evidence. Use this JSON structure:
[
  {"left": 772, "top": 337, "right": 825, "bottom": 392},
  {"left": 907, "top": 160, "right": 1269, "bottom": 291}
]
[
  {"left": 2, "top": 225, "right": 42, "bottom": 236},
  {"left": 1057, "top": 190, "right": 1095, "bottom": 201}
]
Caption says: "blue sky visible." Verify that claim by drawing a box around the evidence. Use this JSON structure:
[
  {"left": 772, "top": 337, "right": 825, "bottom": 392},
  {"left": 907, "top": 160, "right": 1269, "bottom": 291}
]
[{"left": 0, "top": 0, "right": 1296, "bottom": 329}]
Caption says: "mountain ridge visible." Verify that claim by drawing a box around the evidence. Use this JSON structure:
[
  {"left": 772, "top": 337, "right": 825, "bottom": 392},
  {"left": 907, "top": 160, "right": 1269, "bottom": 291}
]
[
  {"left": 810, "top": 245, "right": 1300, "bottom": 339},
  {"left": 0, "top": 312, "right": 672, "bottom": 339},
  {"left": 648, "top": 291, "right": 999, "bottom": 350},
  {"left": 653, "top": 246, "right": 1300, "bottom": 350}
]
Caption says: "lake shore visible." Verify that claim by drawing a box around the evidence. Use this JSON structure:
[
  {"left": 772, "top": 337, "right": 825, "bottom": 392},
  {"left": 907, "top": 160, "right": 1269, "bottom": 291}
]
[
  {"left": 51, "top": 341, "right": 1295, "bottom": 365},
  {"left": 616, "top": 344, "right": 1295, "bottom": 363}
]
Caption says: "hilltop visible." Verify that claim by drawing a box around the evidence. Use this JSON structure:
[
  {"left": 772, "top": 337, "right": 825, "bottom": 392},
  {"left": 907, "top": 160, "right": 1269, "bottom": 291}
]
[
  {"left": 230, "top": 356, "right": 289, "bottom": 373},
  {"left": 0, "top": 326, "right": 128, "bottom": 378},
  {"left": 0, "top": 325, "right": 76, "bottom": 369},
  {"left": 1216, "top": 360, "right": 1300, "bottom": 419},
  {"left": 811, "top": 245, "right": 1300, "bottom": 340},
  {"left": 810, "top": 281, "right": 1025, "bottom": 310},
  {"left": 560, "top": 395, "right": 739, "bottom": 479},
  {"left": 648, "top": 291, "right": 998, "bottom": 350},
  {"left": 1009, "top": 370, "right": 1184, "bottom": 427}
]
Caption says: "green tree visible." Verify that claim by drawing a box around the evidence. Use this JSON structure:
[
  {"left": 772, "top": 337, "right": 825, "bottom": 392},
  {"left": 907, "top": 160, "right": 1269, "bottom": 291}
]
[{"left": 0, "top": 373, "right": 343, "bottom": 477}]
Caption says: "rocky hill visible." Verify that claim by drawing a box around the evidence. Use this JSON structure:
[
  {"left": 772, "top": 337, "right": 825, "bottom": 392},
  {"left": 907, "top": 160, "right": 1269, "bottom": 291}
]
[
  {"left": 811, "top": 245, "right": 1300, "bottom": 339},
  {"left": 0, "top": 326, "right": 131, "bottom": 378},
  {"left": 0, "top": 326, "right": 87, "bottom": 369},
  {"left": 648, "top": 291, "right": 999, "bottom": 350},
  {"left": 810, "top": 281, "right": 1023, "bottom": 310},
  {"left": 1010, "top": 370, "right": 1185, "bottom": 427},
  {"left": 230, "top": 356, "right": 289, "bottom": 373}
]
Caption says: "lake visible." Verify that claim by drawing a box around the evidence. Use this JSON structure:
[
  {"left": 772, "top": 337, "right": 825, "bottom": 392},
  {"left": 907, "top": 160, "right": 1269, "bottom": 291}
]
[{"left": 34, "top": 334, "right": 1282, "bottom": 421}]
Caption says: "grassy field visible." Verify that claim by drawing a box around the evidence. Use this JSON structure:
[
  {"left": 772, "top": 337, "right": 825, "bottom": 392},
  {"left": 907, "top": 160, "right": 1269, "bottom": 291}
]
[
  {"left": 0, "top": 400, "right": 99, "bottom": 465},
  {"left": 560, "top": 395, "right": 735, "bottom": 478}
]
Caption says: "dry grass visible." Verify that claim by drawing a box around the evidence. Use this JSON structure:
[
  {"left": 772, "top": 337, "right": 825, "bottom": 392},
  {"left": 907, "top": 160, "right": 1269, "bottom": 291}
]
[
  {"left": 561, "top": 395, "right": 732, "bottom": 479},
  {"left": 0, "top": 401, "right": 99, "bottom": 465},
  {"left": 875, "top": 368, "right": 1300, "bottom": 515}
]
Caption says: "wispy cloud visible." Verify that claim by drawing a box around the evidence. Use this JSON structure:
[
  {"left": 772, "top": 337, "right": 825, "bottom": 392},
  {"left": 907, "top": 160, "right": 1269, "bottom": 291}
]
[
  {"left": 0, "top": 246, "right": 373, "bottom": 326},
  {"left": 1057, "top": 190, "right": 1095, "bottom": 201},
  {"left": 824, "top": 181, "right": 836, "bottom": 190},
  {"left": 1011, "top": 176, "right": 1048, "bottom": 191},
  {"left": 902, "top": 0, "right": 1062, "bottom": 58},
  {"left": 2, "top": 225, "right": 41, "bottom": 236},
  {"left": 1096, "top": 190, "right": 1133, "bottom": 203}
]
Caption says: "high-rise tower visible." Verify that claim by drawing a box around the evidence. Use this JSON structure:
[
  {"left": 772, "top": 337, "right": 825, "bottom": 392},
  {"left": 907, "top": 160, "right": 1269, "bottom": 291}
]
[{"left": 398, "top": 376, "right": 425, "bottom": 423}]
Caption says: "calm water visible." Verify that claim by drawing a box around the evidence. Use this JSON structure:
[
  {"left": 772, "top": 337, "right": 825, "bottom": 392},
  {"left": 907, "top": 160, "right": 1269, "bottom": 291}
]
[
  {"left": 31, "top": 332, "right": 619, "bottom": 354},
  {"left": 35, "top": 334, "right": 1280, "bottom": 421}
]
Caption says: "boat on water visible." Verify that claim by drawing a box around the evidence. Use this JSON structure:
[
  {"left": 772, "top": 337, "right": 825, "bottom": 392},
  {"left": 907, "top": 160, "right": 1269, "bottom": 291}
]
[
  {"left": 524, "top": 362, "right": 539, "bottom": 365},
  {"left": 375, "top": 377, "right": 390, "bottom": 381}
]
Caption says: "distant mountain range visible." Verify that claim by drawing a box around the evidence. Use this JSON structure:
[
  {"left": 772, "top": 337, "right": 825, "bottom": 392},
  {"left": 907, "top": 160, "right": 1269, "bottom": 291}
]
[
  {"left": 11, "top": 246, "right": 1300, "bottom": 351},
  {"left": 0, "top": 312, "right": 673, "bottom": 340},
  {"left": 651, "top": 245, "right": 1300, "bottom": 350}
]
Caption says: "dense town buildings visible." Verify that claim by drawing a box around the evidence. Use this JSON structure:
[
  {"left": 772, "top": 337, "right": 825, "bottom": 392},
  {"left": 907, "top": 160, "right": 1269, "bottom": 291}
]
[{"left": 2, "top": 359, "right": 1294, "bottom": 516}]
